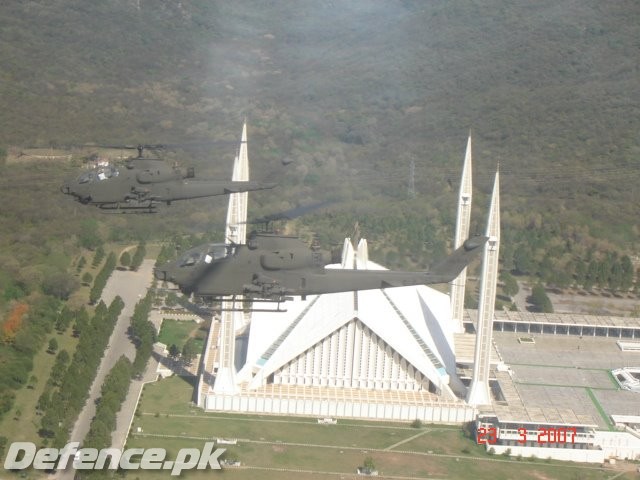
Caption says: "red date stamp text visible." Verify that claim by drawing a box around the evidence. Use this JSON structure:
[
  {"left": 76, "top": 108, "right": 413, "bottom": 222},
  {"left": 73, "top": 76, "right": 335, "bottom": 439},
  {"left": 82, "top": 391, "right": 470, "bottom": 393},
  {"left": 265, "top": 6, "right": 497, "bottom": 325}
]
[{"left": 477, "top": 427, "right": 577, "bottom": 445}]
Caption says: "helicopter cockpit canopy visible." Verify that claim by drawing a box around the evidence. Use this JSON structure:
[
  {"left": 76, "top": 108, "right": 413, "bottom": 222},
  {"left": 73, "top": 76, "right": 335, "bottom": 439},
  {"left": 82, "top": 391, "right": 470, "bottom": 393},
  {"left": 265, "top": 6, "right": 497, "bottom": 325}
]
[
  {"left": 178, "top": 243, "right": 228, "bottom": 267},
  {"left": 78, "top": 165, "right": 120, "bottom": 183}
]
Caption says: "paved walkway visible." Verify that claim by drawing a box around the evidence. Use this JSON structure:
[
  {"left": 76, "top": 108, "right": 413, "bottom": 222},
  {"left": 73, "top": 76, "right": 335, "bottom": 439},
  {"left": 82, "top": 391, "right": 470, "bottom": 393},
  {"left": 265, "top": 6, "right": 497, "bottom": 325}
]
[
  {"left": 57, "top": 259, "right": 155, "bottom": 480},
  {"left": 513, "top": 280, "right": 531, "bottom": 312},
  {"left": 112, "top": 353, "right": 159, "bottom": 450}
]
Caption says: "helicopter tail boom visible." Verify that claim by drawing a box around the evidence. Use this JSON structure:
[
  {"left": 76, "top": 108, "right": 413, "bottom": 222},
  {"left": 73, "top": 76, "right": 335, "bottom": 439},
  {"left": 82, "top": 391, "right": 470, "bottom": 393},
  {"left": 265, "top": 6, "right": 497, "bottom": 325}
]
[
  {"left": 425, "top": 235, "right": 489, "bottom": 283},
  {"left": 247, "top": 235, "right": 489, "bottom": 297},
  {"left": 159, "top": 180, "right": 277, "bottom": 201}
]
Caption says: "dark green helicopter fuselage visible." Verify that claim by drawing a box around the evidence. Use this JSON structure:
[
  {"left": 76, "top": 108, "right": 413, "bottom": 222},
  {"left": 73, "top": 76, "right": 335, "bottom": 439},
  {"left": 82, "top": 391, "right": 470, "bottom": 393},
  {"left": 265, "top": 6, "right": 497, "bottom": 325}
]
[
  {"left": 61, "top": 159, "right": 275, "bottom": 210},
  {"left": 156, "top": 234, "right": 488, "bottom": 301}
]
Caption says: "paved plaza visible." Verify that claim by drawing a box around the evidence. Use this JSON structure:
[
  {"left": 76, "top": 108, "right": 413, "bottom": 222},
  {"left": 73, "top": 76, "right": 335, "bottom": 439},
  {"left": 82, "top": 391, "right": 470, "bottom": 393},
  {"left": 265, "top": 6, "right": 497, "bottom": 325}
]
[{"left": 490, "top": 332, "right": 640, "bottom": 428}]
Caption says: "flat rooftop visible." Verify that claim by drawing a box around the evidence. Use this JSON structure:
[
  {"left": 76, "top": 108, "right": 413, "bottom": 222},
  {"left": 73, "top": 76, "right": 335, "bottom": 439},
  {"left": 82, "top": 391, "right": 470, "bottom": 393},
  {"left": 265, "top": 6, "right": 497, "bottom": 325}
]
[
  {"left": 485, "top": 332, "right": 640, "bottom": 429},
  {"left": 465, "top": 309, "right": 640, "bottom": 329},
  {"left": 453, "top": 332, "right": 501, "bottom": 365},
  {"left": 214, "top": 382, "right": 449, "bottom": 405}
]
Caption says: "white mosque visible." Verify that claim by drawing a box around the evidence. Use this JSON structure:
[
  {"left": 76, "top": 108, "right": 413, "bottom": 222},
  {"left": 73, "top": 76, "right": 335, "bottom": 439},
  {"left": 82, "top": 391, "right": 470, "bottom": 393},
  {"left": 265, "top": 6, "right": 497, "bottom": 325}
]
[{"left": 195, "top": 124, "right": 500, "bottom": 423}]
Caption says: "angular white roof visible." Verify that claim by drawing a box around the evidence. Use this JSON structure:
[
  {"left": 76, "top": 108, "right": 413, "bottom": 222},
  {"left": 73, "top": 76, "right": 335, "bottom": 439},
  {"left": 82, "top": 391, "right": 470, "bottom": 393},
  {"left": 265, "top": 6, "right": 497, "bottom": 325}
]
[{"left": 238, "top": 239, "right": 460, "bottom": 396}]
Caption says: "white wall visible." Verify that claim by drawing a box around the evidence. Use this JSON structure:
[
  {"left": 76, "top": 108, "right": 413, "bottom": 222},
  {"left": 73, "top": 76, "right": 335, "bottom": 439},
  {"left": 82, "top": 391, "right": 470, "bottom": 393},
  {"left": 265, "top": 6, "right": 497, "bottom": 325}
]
[
  {"left": 489, "top": 444, "right": 605, "bottom": 463},
  {"left": 595, "top": 431, "right": 640, "bottom": 461},
  {"left": 204, "top": 393, "right": 476, "bottom": 423}
]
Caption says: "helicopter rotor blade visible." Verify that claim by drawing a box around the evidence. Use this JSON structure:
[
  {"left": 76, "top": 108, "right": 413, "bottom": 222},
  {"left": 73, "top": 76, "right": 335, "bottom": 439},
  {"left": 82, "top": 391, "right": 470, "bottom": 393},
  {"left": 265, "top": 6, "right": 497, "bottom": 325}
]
[
  {"left": 243, "top": 200, "right": 337, "bottom": 225},
  {"left": 64, "top": 140, "right": 244, "bottom": 151}
]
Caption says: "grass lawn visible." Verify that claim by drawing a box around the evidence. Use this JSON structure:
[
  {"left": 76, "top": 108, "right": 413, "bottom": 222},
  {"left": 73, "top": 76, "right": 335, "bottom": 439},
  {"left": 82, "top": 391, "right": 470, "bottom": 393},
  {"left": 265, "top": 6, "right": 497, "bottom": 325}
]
[
  {"left": 157, "top": 319, "right": 206, "bottom": 351},
  {"left": 126, "top": 434, "right": 623, "bottom": 480},
  {"left": 137, "top": 375, "right": 198, "bottom": 416},
  {"left": 125, "top": 376, "right": 634, "bottom": 480},
  {"left": 134, "top": 414, "right": 421, "bottom": 449}
]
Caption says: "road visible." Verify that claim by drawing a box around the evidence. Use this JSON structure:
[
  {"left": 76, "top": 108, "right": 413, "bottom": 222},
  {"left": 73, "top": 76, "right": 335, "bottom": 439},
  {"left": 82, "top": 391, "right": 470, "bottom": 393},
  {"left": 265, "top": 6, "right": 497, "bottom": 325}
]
[
  {"left": 514, "top": 280, "right": 638, "bottom": 316},
  {"left": 57, "top": 259, "right": 155, "bottom": 480}
]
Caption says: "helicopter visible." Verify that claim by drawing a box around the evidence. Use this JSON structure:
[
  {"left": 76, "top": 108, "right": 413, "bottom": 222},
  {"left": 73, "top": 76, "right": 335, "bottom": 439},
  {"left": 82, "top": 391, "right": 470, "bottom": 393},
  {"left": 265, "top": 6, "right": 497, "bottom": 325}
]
[
  {"left": 60, "top": 145, "right": 276, "bottom": 213},
  {"left": 155, "top": 227, "right": 488, "bottom": 305}
]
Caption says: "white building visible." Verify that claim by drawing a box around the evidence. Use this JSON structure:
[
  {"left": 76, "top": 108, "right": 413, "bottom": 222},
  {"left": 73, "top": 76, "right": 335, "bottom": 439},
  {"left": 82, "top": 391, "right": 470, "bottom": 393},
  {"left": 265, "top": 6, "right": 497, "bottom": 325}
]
[
  {"left": 476, "top": 415, "right": 640, "bottom": 463},
  {"left": 202, "top": 239, "right": 475, "bottom": 423}
]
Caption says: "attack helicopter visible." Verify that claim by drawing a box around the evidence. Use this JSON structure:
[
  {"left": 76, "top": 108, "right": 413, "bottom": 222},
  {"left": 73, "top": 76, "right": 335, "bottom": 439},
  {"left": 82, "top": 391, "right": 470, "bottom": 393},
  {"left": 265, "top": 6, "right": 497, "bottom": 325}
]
[
  {"left": 155, "top": 208, "right": 488, "bottom": 305},
  {"left": 60, "top": 144, "right": 276, "bottom": 213}
]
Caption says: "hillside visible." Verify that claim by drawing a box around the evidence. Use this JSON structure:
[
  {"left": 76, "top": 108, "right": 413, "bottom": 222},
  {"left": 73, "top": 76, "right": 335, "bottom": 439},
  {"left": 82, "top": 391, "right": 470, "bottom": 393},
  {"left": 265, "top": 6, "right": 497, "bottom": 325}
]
[{"left": 0, "top": 0, "right": 639, "bottom": 287}]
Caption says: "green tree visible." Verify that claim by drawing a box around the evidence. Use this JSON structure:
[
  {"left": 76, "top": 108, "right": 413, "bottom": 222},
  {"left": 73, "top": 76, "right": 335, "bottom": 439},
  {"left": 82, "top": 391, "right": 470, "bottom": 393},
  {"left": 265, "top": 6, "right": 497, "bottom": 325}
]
[
  {"left": 130, "top": 242, "right": 146, "bottom": 271},
  {"left": 76, "top": 256, "right": 87, "bottom": 272},
  {"left": 73, "top": 308, "right": 90, "bottom": 337},
  {"left": 37, "top": 389, "right": 51, "bottom": 412},
  {"left": 120, "top": 251, "right": 131, "bottom": 268},
  {"left": 130, "top": 292, "right": 156, "bottom": 377},
  {"left": 42, "top": 271, "right": 79, "bottom": 300},
  {"left": 55, "top": 306, "right": 74, "bottom": 333},
  {"left": 78, "top": 219, "right": 102, "bottom": 250},
  {"left": 597, "top": 257, "right": 612, "bottom": 289},
  {"left": 538, "top": 255, "right": 554, "bottom": 283},
  {"left": 49, "top": 350, "right": 70, "bottom": 386},
  {"left": 168, "top": 344, "right": 180, "bottom": 359},
  {"left": 584, "top": 260, "right": 599, "bottom": 290},
  {"left": 513, "top": 247, "right": 535, "bottom": 275},
  {"left": 92, "top": 245, "right": 105, "bottom": 267},
  {"left": 40, "top": 402, "right": 63, "bottom": 438},
  {"left": 609, "top": 260, "right": 623, "bottom": 292},
  {"left": 90, "top": 252, "right": 116, "bottom": 304},
  {"left": 3, "top": 280, "right": 26, "bottom": 301},
  {"left": 620, "top": 255, "right": 634, "bottom": 291},
  {"left": 81, "top": 271, "right": 93, "bottom": 285},
  {"left": 181, "top": 338, "right": 198, "bottom": 365},
  {"left": 530, "top": 284, "right": 553, "bottom": 313},
  {"left": 574, "top": 261, "right": 587, "bottom": 288},
  {"left": 57, "top": 349, "right": 70, "bottom": 365},
  {"left": 363, "top": 456, "right": 376, "bottom": 471},
  {"left": 500, "top": 271, "right": 519, "bottom": 298},
  {"left": 0, "top": 391, "right": 16, "bottom": 417},
  {"left": 84, "top": 356, "right": 132, "bottom": 450},
  {"left": 47, "top": 338, "right": 58, "bottom": 354}
]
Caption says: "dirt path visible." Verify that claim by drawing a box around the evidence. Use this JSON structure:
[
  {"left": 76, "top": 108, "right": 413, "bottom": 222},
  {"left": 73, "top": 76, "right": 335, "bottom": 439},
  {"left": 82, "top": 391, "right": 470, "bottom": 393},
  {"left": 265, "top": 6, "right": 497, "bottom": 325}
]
[
  {"left": 513, "top": 281, "right": 639, "bottom": 317},
  {"left": 547, "top": 288, "right": 639, "bottom": 316}
]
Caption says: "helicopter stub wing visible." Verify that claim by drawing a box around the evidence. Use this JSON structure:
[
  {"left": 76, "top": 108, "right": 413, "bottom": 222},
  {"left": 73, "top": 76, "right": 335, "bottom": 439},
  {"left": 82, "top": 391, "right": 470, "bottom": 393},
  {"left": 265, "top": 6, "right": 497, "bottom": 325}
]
[{"left": 222, "top": 180, "right": 277, "bottom": 194}]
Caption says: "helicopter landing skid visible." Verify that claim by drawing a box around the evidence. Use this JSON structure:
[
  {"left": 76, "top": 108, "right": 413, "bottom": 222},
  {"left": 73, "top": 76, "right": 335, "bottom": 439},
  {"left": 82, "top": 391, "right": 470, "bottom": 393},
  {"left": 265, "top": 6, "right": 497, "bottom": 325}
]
[
  {"left": 201, "top": 295, "right": 292, "bottom": 313},
  {"left": 98, "top": 203, "right": 157, "bottom": 214}
]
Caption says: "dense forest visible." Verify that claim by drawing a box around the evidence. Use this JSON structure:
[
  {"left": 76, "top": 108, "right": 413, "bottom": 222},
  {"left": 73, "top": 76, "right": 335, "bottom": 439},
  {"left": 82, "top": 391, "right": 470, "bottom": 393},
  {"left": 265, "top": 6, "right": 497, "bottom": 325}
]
[
  {"left": 0, "top": 2, "right": 639, "bottom": 430},
  {"left": 0, "top": 0, "right": 639, "bottom": 459},
  {"left": 0, "top": 0, "right": 638, "bottom": 289}
]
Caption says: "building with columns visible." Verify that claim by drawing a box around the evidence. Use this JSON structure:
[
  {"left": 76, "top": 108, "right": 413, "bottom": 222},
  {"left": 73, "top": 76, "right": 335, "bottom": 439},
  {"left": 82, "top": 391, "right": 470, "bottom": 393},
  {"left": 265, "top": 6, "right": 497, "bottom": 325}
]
[
  {"left": 186, "top": 128, "right": 640, "bottom": 462},
  {"left": 202, "top": 237, "right": 475, "bottom": 422},
  {"left": 196, "top": 132, "right": 498, "bottom": 423}
]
